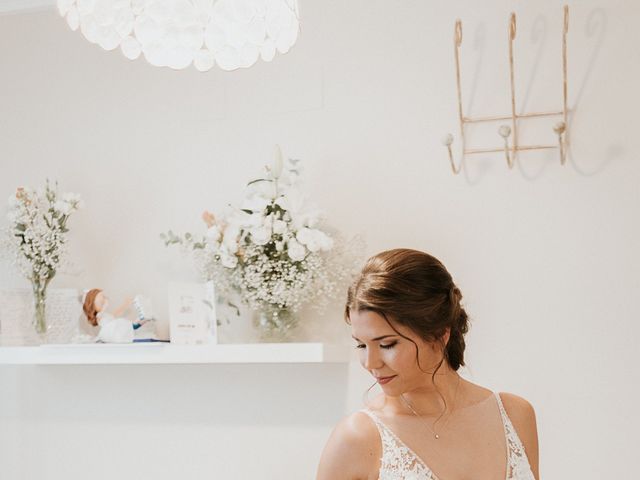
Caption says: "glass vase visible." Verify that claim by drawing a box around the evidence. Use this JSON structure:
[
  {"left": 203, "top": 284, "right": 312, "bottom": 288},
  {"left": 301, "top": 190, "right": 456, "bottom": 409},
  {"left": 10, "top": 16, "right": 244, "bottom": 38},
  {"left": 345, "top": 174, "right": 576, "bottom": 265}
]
[
  {"left": 32, "top": 282, "right": 48, "bottom": 337},
  {"left": 254, "top": 306, "right": 297, "bottom": 343}
]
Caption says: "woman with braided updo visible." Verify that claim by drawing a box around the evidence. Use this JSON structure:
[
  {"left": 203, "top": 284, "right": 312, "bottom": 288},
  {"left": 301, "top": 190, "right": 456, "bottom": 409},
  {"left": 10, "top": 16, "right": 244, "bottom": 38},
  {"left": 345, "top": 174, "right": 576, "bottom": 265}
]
[{"left": 317, "top": 249, "right": 539, "bottom": 480}]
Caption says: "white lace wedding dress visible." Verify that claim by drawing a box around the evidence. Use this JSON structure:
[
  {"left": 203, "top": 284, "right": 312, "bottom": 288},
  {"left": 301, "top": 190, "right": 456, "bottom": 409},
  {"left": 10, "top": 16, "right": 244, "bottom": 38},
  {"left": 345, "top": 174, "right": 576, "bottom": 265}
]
[{"left": 361, "top": 392, "right": 536, "bottom": 480}]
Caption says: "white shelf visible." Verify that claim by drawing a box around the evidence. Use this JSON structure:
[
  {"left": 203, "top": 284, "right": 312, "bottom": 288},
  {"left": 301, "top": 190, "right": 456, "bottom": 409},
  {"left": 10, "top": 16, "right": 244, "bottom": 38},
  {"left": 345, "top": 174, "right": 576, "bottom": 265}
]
[{"left": 0, "top": 342, "right": 352, "bottom": 365}]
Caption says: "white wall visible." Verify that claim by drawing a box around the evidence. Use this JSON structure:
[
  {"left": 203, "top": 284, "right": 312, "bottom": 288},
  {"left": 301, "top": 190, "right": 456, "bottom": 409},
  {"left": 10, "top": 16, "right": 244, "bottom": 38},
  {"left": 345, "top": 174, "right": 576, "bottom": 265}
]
[{"left": 1, "top": 0, "right": 638, "bottom": 478}]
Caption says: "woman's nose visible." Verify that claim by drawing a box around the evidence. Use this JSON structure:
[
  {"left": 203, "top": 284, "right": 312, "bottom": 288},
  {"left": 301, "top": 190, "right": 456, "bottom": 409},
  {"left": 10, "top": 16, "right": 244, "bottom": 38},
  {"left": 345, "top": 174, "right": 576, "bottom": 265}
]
[{"left": 363, "top": 348, "right": 383, "bottom": 370}]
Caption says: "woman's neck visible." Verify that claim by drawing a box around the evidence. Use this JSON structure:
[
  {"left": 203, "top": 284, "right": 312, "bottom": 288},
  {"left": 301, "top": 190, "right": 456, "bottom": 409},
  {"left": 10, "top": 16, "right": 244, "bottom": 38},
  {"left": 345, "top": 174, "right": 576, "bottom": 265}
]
[{"left": 389, "top": 368, "right": 464, "bottom": 417}]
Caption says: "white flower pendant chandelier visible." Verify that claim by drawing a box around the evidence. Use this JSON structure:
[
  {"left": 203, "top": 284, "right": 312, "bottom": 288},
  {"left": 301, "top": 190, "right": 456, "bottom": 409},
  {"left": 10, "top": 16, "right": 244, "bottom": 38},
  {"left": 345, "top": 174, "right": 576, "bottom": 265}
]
[{"left": 56, "top": 0, "right": 300, "bottom": 71}]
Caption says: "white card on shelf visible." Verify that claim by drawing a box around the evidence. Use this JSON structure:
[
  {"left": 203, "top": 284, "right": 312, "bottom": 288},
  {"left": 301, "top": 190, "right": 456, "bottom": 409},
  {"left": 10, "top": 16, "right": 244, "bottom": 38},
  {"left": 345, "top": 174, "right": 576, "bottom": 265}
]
[{"left": 168, "top": 281, "right": 217, "bottom": 345}]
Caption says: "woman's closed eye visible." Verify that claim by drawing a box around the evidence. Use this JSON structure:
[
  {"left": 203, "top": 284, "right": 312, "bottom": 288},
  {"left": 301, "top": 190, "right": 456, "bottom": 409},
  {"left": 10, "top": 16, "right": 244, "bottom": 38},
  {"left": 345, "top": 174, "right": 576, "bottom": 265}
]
[{"left": 355, "top": 341, "right": 397, "bottom": 350}]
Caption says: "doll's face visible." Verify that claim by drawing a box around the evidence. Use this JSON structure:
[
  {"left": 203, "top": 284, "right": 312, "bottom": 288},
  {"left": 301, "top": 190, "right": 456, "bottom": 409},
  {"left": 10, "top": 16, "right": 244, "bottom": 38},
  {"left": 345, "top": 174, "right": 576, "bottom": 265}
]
[{"left": 94, "top": 292, "right": 108, "bottom": 313}]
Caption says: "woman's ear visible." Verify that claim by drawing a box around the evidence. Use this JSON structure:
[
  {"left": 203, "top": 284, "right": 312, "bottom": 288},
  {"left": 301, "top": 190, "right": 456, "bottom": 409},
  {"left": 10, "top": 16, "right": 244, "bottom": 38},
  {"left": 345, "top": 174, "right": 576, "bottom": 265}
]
[{"left": 442, "top": 327, "right": 451, "bottom": 348}]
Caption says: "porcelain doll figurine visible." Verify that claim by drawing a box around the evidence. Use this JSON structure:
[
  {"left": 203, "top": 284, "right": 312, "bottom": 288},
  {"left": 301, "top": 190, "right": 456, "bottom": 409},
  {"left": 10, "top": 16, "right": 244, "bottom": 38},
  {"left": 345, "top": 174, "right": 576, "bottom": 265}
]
[{"left": 82, "top": 288, "right": 149, "bottom": 343}]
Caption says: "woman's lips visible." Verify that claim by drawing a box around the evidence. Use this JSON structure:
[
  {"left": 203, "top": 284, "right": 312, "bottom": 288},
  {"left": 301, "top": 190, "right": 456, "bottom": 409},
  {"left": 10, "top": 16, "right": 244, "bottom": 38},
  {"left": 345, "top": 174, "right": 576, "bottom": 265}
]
[{"left": 376, "top": 375, "right": 396, "bottom": 385}]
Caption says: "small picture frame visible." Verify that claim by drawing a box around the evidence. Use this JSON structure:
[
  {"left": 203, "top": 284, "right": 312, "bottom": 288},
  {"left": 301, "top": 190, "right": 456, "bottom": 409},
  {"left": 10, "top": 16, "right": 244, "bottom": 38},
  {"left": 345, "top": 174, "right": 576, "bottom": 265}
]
[{"left": 168, "top": 281, "right": 217, "bottom": 345}]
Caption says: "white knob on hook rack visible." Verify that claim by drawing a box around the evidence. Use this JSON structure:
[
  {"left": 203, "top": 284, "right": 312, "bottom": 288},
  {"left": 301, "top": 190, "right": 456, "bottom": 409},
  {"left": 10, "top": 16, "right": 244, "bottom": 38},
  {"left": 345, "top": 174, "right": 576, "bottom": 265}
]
[
  {"left": 553, "top": 121, "right": 566, "bottom": 135},
  {"left": 498, "top": 125, "right": 511, "bottom": 138},
  {"left": 442, "top": 134, "right": 454, "bottom": 146}
]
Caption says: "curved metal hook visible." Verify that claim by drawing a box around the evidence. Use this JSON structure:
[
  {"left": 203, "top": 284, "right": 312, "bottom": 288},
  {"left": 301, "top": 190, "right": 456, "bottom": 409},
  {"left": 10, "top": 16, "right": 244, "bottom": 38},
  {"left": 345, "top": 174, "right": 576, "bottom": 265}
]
[
  {"left": 509, "top": 13, "right": 517, "bottom": 40},
  {"left": 560, "top": 5, "right": 569, "bottom": 166},
  {"left": 443, "top": 138, "right": 463, "bottom": 175},
  {"left": 498, "top": 125, "right": 516, "bottom": 169},
  {"left": 455, "top": 19, "right": 463, "bottom": 47},
  {"left": 445, "top": 18, "right": 465, "bottom": 175},
  {"left": 553, "top": 122, "right": 567, "bottom": 165}
]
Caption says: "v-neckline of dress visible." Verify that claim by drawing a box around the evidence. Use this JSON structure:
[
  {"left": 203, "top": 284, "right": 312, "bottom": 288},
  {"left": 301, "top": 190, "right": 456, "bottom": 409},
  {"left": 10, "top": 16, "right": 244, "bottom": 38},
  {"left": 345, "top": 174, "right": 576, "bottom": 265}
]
[{"left": 364, "top": 391, "right": 511, "bottom": 480}]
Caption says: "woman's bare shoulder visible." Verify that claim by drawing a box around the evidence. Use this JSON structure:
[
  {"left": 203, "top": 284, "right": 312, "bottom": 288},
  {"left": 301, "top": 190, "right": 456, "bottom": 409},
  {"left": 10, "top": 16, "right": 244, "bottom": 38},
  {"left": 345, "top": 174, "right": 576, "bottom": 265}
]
[
  {"left": 498, "top": 392, "right": 537, "bottom": 431},
  {"left": 498, "top": 392, "right": 540, "bottom": 479},
  {"left": 316, "top": 410, "right": 381, "bottom": 480}
]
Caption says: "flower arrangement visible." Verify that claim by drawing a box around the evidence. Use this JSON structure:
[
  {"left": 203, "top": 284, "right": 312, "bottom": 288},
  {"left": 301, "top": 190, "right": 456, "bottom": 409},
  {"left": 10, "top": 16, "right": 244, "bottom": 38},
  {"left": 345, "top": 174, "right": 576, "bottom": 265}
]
[
  {"left": 4, "top": 181, "right": 82, "bottom": 334},
  {"left": 163, "top": 147, "right": 357, "bottom": 339}
]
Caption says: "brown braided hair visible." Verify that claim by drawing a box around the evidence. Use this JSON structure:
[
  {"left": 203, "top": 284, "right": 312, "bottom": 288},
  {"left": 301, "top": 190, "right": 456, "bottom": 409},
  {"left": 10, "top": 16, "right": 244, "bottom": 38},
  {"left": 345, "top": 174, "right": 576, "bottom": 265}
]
[
  {"left": 345, "top": 248, "right": 470, "bottom": 371},
  {"left": 83, "top": 288, "right": 103, "bottom": 327}
]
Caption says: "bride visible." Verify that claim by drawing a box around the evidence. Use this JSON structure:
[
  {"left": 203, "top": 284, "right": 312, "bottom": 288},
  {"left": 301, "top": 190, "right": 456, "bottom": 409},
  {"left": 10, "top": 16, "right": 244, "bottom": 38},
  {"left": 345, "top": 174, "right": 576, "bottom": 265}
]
[{"left": 317, "top": 249, "right": 539, "bottom": 480}]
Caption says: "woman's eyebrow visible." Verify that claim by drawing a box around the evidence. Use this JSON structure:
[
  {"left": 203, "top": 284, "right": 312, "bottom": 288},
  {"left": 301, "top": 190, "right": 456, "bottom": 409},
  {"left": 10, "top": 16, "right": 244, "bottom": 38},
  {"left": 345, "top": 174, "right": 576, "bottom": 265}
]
[{"left": 351, "top": 334, "right": 398, "bottom": 342}]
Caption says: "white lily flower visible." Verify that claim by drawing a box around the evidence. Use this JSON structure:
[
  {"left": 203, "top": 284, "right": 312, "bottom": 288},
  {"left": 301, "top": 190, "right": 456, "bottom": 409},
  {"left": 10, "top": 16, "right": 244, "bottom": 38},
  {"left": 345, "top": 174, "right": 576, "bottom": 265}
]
[
  {"left": 241, "top": 194, "right": 270, "bottom": 213},
  {"left": 276, "top": 187, "right": 319, "bottom": 230}
]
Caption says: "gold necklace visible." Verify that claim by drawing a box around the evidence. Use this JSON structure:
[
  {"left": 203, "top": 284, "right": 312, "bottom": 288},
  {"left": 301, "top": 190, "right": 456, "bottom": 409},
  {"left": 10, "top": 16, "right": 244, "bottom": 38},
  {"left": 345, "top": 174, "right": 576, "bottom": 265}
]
[{"left": 400, "top": 375, "right": 461, "bottom": 440}]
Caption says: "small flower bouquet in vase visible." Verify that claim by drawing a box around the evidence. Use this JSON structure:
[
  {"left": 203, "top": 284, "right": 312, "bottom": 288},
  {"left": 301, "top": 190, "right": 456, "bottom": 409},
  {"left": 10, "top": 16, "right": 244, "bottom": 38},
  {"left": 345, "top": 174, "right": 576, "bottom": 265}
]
[
  {"left": 3, "top": 181, "right": 82, "bottom": 341},
  {"left": 163, "top": 147, "right": 357, "bottom": 342}
]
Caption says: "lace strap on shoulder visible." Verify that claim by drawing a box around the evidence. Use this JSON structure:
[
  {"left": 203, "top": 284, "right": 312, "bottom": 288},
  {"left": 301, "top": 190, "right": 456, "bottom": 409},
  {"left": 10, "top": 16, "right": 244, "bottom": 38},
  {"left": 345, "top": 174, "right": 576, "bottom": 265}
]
[
  {"left": 493, "top": 392, "right": 525, "bottom": 447},
  {"left": 493, "top": 393, "right": 535, "bottom": 479},
  {"left": 358, "top": 409, "right": 437, "bottom": 480}
]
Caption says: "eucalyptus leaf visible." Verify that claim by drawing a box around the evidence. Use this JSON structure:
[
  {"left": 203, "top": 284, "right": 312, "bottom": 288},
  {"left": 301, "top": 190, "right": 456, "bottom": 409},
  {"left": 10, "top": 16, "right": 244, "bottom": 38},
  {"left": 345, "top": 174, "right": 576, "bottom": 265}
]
[{"left": 247, "top": 178, "right": 272, "bottom": 186}]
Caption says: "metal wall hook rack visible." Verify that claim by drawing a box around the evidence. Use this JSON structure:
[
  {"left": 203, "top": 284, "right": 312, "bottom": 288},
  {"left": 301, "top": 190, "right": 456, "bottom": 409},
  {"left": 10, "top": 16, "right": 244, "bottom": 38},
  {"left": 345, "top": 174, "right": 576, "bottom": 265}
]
[{"left": 443, "top": 5, "right": 570, "bottom": 174}]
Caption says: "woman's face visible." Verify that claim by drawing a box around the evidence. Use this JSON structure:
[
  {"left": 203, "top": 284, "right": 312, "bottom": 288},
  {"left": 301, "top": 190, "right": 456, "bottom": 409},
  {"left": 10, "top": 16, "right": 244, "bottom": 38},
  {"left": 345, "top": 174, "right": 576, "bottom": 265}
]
[{"left": 350, "top": 309, "right": 447, "bottom": 396}]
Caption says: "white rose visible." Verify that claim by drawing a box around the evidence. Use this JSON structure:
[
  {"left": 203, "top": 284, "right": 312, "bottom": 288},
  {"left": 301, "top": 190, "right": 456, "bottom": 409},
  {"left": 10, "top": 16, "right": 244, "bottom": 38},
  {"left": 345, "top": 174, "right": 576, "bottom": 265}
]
[
  {"left": 206, "top": 225, "right": 221, "bottom": 242},
  {"left": 222, "top": 226, "right": 240, "bottom": 254},
  {"left": 250, "top": 226, "right": 271, "bottom": 246},
  {"left": 220, "top": 252, "right": 238, "bottom": 269},
  {"left": 287, "top": 239, "right": 306, "bottom": 262},
  {"left": 295, "top": 227, "right": 317, "bottom": 252},
  {"left": 275, "top": 241, "right": 284, "bottom": 252},
  {"left": 296, "top": 228, "right": 333, "bottom": 252},
  {"left": 272, "top": 219, "right": 287, "bottom": 235},
  {"left": 295, "top": 227, "right": 312, "bottom": 244},
  {"left": 206, "top": 239, "right": 220, "bottom": 253},
  {"left": 315, "top": 231, "right": 334, "bottom": 251}
]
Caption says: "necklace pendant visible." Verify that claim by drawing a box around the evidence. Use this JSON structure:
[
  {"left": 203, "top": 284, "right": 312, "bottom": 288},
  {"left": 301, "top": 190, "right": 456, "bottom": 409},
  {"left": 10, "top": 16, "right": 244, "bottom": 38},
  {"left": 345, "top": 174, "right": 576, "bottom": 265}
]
[{"left": 434, "top": 434, "right": 440, "bottom": 439}]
